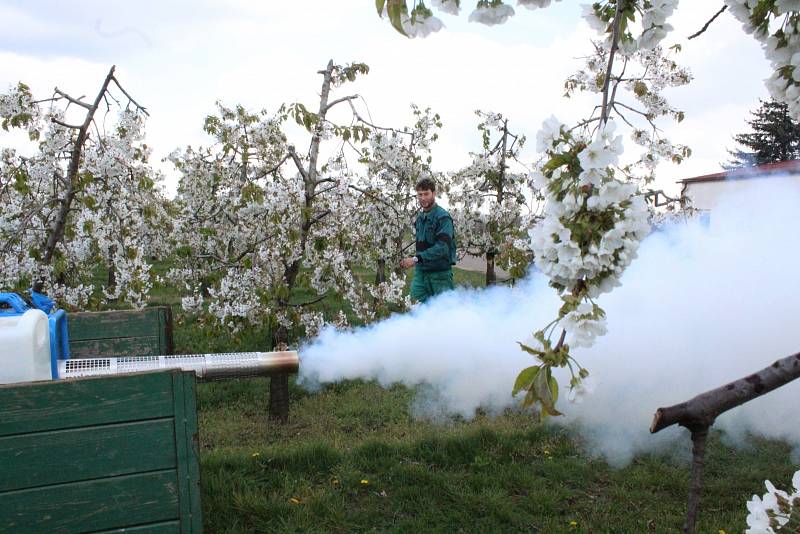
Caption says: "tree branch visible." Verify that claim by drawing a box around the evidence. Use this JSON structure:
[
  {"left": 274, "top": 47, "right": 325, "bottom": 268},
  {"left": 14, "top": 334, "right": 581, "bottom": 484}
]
[
  {"left": 346, "top": 99, "right": 406, "bottom": 135},
  {"left": 253, "top": 153, "right": 291, "bottom": 180},
  {"left": 309, "top": 184, "right": 338, "bottom": 199},
  {"left": 651, "top": 351, "right": 800, "bottom": 434},
  {"left": 280, "top": 294, "right": 327, "bottom": 308},
  {"left": 286, "top": 146, "right": 310, "bottom": 182},
  {"left": 309, "top": 209, "right": 331, "bottom": 225},
  {"left": 600, "top": 1, "right": 623, "bottom": 125},
  {"left": 38, "top": 65, "right": 118, "bottom": 289},
  {"left": 52, "top": 89, "right": 93, "bottom": 110},
  {"left": 51, "top": 118, "right": 83, "bottom": 129},
  {"left": 324, "top": 94, "right": 359, "bottom": 114},
  {"left": 348, "top": 184, "right": 402, "bottom": 217},
  {"left": 110, "top": 75, "right": 149, "bottom": 115},
  {"left": 688, "top": 5, "right": 727, "bottom": 40}
]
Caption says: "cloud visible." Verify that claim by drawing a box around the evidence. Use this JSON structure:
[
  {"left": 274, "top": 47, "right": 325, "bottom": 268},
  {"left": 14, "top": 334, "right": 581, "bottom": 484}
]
[{"left": 0, "top": 2, "right": 775, "bottom": 196}]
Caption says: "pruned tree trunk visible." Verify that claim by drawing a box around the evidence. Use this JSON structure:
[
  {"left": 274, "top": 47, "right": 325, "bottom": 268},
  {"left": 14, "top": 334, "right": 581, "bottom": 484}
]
[
  {"left": 485, "top": 251, "right": 496, "bottom": 286},
  {"left": 107, "top": 265, "right": 116, "bottom": 289},
  {"left": 270, "top": 60, "right": 342, "bottom": 424},
  {"left": 269, "top": 324, "right": 290, "bottom": 423},
  {"left": 375, "top": 258, "right": 386, "bottom": 284},
  {"left": 650, "top": 350, "right": 800, "bottom": 533},
  {"left": 107, "top": 245, "right": 117, "bottom": 290}
]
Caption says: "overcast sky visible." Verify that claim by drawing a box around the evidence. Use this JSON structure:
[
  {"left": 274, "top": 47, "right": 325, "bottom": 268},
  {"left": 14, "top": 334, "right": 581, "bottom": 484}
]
[{"left": 0, "top": 1, "right": 772, "bottom": 196}]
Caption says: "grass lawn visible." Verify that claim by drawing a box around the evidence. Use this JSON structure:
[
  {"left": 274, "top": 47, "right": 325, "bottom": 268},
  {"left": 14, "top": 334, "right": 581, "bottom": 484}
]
[
  {"left": 147, "top": 266, "right": 795, "bottom": 533},
  {"left": 195, "top": 378, "right": 795, "bottom": 533}
]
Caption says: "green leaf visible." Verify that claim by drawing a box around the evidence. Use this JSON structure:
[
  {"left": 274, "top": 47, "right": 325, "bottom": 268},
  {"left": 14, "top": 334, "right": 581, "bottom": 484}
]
[
  {"left": 387, "top": 0, "right": 409, "bottom": 36},
  {"left": 534, "top": 367, "right": 562, "bottom": 417},
  {"left": 517, "top": 342, "right": 543, "bottom": 358},
  {"left": 548, "top": 374, "right": 559, "bottom": 405},
  {"left": 512, "top": 365, "right": 540, "bottom": 396},
  {"left": 376, "top": 0, "right": 386, "bottom": 15}
]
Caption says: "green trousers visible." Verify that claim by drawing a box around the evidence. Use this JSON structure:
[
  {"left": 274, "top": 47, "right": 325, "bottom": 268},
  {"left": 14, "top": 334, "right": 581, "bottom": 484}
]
[{"left": 410, "top": 268, "right": 454, "bottom": 303}]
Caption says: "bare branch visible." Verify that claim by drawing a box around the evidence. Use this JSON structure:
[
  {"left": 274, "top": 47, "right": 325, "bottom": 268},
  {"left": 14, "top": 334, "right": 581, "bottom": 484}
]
[
  {"left": 650, "top": 350, "right": 800, "bottom": 533},
  {"left": 52, "top": 89, "right": 93, "bottom": 110},
  {"left": 348, "top": 184, "right": 402, "bottom": 217},
  {"left": 51, "top": 118, "right": 82, "bottom": 129},
  {"left": 110, "top": 75, "right": 149, "bottom": 115},
  {"left": 324, "top": 94, "right": 359, "bottom": 113},
  {"left": 309, "top": 209, "right": 331, "bottom": 225},
  {"left": 252, "top": 154, "right": 291, "bottom": 181},
  {"left": 688, "top": 5, "right": 728, "bottom": 40},
  {"left": 643, "top": 189, "right": 681, "bottom": 207},
  {"left": 286, "top": 146, "right": 310, "bottom": 182},
  {"left": 346, "top": 99, "right": 406, "bottom": 135},
  {"left": 600, "top": 1, "right": 623, "bottom": 124},
  {"left": 280, "top": 294, "right": 327, "bottom": 308},
  {"left": 309, "top": 184, "right": 338, "bottom": 199},
  {"left": 651, "top": 351, "right": 800, "bottom": 434}
]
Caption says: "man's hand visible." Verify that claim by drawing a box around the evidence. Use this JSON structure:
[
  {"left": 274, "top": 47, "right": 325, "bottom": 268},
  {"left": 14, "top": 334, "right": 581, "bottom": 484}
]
[{"left": 399, "top": 257, "right": 417, "bottom": 269}]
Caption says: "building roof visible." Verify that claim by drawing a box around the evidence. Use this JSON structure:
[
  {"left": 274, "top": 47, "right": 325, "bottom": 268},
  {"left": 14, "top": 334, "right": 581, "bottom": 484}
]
[{"left": 678, "top": 159, "right": 800, "bottom": 184}]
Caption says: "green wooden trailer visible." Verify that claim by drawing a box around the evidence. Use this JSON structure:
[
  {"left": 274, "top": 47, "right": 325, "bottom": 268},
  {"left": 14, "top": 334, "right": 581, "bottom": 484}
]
[
  {"left": 64, "top": 306, "right": 290, "bottom": 422},
  {"left": 67, "top": 306, "right": 174, "bottom": 358},
  {"left": 0, "top": 370, "right": 203, "bottom": 534}
]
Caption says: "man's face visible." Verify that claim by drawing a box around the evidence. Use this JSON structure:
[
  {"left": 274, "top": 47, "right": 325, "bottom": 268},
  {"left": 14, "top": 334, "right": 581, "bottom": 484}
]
[{"left": 417, "top": 188, "right": 435, "bottom": 210}]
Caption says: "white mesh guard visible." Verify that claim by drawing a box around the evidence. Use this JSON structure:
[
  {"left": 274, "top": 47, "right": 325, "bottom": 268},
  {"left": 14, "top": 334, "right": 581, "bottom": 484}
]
[{"left": 57, "top": 351, "right": 298, "bottom": 380}]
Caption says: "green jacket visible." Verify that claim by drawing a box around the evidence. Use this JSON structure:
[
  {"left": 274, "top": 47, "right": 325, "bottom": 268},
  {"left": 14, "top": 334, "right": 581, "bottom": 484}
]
[{"left": 415, "top": 203, "right": 456, "bottom": 272}]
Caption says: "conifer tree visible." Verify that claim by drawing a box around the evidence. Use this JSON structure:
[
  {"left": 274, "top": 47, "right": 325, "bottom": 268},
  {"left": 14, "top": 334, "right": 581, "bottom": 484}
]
[{"left": 726, "top": 99, "right": 800, "bottom": 168}]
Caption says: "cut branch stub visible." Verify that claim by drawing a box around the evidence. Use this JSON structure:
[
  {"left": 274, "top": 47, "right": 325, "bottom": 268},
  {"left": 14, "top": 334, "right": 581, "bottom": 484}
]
[{"left": 651, "top": 351, "right": 800, "bottom": 434}]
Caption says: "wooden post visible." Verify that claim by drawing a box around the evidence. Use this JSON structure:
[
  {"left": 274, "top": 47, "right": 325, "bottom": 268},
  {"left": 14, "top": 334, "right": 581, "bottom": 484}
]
[
  {"left": 683, "top": 427, "right": 709, "bottom": 534},
  {"left": 651, "top": 350, "right": 800, "bottom": 533},
  {"left": 269, "top": 325, "right": 291, "bottom": 423},
  {"left": 269, "top": 374, "right": 290, "bottom": 423},
  {"left": 486, "top": 251, "right": 496, "bottom": 286}
]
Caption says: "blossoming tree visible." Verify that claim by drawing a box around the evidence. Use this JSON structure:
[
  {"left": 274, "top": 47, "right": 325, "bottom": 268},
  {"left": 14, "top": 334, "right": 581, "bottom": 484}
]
[
  {"left": 447, "top": 110, "right": 535, "bottom": 285},
  {"left": 0, "top": 67, "right": 168, "bottom": 308},
  {"left": 724, "top": 1, "right": 800, "bottom": 120},
  {"left": 169, "top": 61, "right": 408, "bottom": 349},
  {"left": 353, "top": 104, "right": 443, "bottom": 295}
]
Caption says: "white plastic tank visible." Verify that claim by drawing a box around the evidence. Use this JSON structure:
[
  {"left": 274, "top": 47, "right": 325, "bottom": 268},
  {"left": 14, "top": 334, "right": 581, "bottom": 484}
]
[{"left": 0, "top": 309, "right": 53, "bottom": 384}]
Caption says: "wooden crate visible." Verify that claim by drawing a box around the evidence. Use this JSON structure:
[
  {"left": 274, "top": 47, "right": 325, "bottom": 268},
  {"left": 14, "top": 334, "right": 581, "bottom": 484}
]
[
  {"left": 0, "top": 370, "right": 202, "bottom": 533},
  {"left": 67, "top": 307, "right": 174, "bottom": 358},
  {"left": 65, "top": 306, "right": 289, "bottom": 422}
]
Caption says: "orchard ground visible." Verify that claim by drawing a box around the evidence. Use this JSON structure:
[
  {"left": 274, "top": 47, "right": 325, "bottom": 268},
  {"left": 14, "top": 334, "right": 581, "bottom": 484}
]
[{"left": 131, "top": 263, "right": 795, "bottom": 533}]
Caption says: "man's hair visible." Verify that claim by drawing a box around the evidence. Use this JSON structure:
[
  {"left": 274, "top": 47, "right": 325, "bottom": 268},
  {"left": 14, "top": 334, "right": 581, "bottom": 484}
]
[{"left": 415, "top": 178, "right": 436, "bottom": 192}]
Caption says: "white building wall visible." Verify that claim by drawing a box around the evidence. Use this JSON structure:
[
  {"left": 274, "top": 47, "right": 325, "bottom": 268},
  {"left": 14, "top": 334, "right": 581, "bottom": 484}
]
[{"left": 683, "top": 174, "right": 800, "bottom": 211}]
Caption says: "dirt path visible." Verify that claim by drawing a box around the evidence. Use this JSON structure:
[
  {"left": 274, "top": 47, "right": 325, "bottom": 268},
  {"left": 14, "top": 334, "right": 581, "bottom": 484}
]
[{"left": 455, "top": 253, "right": 510, "bottom": 280}]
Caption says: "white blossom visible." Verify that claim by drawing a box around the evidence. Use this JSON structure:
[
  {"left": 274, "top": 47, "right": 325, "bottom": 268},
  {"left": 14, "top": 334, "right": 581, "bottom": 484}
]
[
  {"left": 468, "top": 3, "right": 515, "bottom": 26},
  {"left": 518, "top": 0, "right": 560, "bottom": 10},
  {"left": 402, "top": 12, "right": 445, "bottom": 38},
  {"left": 581, "top": 4, "right": 606, "bottom": 32},
  {"left": 430, "top": 0, "right": 460, "bottom": 15},
  {"left": 745, "top": 470, "right": 799, "bottom": 533},
  {"left": 535, "top": 115, "right": 564, "bottom": 152}
]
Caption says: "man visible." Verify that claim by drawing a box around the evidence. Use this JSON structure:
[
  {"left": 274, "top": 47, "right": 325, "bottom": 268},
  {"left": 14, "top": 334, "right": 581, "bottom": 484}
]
[{"left": 399, "top": 178, "right": 456, "bottom": 302}]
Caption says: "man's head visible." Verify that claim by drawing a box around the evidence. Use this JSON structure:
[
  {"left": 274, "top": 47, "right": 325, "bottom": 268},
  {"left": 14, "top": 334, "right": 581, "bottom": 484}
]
[{"left": 415, "top": 178, "right": 436, "bottom": 211}]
